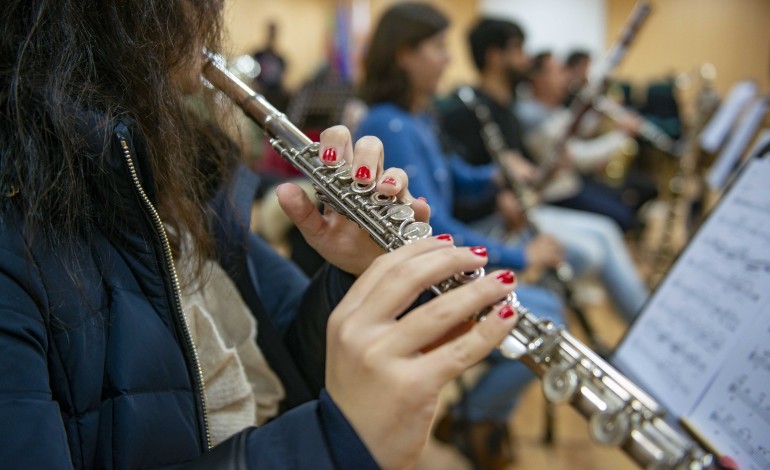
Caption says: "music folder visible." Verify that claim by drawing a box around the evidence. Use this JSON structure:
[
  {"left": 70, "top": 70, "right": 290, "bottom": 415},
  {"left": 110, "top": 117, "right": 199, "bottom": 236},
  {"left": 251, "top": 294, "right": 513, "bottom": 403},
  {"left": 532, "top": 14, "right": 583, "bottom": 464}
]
[{"left": 613, "top": 148, "right": 770, "bottom": 470}]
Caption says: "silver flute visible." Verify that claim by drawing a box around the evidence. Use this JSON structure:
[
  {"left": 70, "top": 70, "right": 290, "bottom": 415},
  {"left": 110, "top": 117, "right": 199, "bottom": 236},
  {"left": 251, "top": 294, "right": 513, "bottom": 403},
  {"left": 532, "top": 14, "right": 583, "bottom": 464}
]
[{"left": 202, "top": 51, "right": 716, "bottom": 470}]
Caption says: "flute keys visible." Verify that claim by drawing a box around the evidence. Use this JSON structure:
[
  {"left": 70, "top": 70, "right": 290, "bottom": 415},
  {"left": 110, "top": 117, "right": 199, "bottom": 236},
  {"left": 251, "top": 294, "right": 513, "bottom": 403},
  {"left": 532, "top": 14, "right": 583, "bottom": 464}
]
[
  {"left": 543, "top": 365, "right": 579, "bottom": 404},
  {"left": 370, "top": 192, "right": 397, "bottom": 206},
  {"left": 351, "top": 180, "right": 376, "bottom": 194},
  {"left": 454, "top": 267, "right": 485, "bottom": 283},
  {"left": 332, "top": 165, "right": 352, "bottom": 183},
  {"left": 499, "top": 335, "right": 528, "bottom": 360},
  {"left": 589, "top": 410, "right": 630, "bottom": 446},
  {"left": 387, "top": 204, "right": 415, "bottom": 221},
  {"left": 401, "top": 221, "right": 432, "bottom": 240}
]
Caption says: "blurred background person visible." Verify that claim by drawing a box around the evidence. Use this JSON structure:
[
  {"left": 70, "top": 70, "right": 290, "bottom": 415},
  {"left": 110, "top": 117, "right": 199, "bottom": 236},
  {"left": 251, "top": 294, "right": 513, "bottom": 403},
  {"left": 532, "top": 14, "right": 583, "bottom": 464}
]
[
  {"left": 252, "top": 21, "right": 291, "bottom": 111},
  {"left": 357, "top": 4, "right": 568, "bottom": 468},
  {"left": 516, "top": 51, "right": 649, "bottom": 232},
  {"left": 563, "top": 49, "right": 591, "bottom": 107},
  {"left": 439, "top": 18, "right": 648, "bottom": 324}
]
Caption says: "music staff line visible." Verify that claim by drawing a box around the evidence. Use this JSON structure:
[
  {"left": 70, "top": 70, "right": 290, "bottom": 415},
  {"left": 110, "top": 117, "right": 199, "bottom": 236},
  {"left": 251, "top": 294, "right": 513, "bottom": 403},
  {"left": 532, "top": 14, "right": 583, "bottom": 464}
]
[
  {"left": 668, "top": 278, "right": 741, "bottom": 333},
  {"left": 748, "top": 349, "right": 770, "bottom": 373},
  {"left": 726, "top": 375, "right": 770, "bottom": 426},
  {"left": 703, "top": 237, "right": 770, "bottom": 274},
  {"left": 708, "top": 409, "right": 770, "bottom": 470},
  {"left": 731, "top": 195, "right": 770, "bottom": 217},
  {"left": 658, "top": 299, "right": 724, "bottom": 352},
  {"left": 715, "top": 214, "right": 770, "bottom": 245},
  {"left": 684, "top": 257, "right": 761, "bottom": 302},
  {"left": 629, "top": 336, "right": 697, "bottom": 397}
]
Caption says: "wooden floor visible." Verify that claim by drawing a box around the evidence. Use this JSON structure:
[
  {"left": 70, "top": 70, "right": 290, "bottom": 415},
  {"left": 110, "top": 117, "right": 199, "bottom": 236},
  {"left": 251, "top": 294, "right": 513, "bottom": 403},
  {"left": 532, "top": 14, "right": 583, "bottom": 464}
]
[{"left": 415, "top": 288, "right": 642, "bottom": 470}]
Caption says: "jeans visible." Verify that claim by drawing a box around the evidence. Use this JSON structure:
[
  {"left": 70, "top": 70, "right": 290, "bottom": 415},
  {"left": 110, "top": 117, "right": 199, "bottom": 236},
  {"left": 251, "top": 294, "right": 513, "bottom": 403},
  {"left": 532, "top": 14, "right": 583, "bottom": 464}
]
[
  {"left": 530, "top": 205, "right": 648, "bottom": 322},
  {"left": 451, "top": 284, "right": 564, "bottom": 424},
  {"left": 551, "top": 178, "right": 638, "bottom": 231},
  {"left": 472, "top": 206, "right": 648, "bottom": 322}
]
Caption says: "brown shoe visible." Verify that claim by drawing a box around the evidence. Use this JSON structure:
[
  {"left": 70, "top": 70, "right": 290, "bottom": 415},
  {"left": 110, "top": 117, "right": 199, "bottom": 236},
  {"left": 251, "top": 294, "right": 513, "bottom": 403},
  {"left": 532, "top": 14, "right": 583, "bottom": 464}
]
[
  {"left": 466, "top": 421, "right": 514, "bottom": 470},
  {"left": 434, "top": 413, "right": 515, "bottom": 470}
]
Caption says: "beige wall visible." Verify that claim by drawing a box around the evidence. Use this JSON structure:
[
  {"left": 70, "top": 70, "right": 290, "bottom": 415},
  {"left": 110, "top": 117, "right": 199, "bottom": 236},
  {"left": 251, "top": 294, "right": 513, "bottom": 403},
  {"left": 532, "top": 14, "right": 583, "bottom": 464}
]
[
  {"left": 224, "top": 0, "right": 479, "bottom": 92},
  {"left": 225, "top": 0, "right": 770, "bottom": 104},
  {"left": 223, "top": 0, "right": 339, "bottom": 90},
  {"left": 607, "top": 0, "right": 770, "bottom": 106}
]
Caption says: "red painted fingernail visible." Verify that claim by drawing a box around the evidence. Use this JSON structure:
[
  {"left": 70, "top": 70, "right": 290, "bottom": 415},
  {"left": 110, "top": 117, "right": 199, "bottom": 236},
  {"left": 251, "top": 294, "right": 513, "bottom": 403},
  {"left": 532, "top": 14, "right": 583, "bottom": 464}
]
[
  {"left": 496, "top": 271, "right": 515, "bottom": 284},
  {"left": 470, "top": 246, "right": 487, "bottom": 257},
  {"left": 498, "top": 305, "right": 515, "bottom": 319},
  {"left": 437, "top": 234, "right": 452, "bottom": 241},
  {"left": 381, "top": 177, "right": 397, "bottom": 186},
  {"left": 718, "top": 456, "right": 739, "bottom": 470},
  {"left": 322, "top": 147, "right": 337, "bottom": 162},
  {"left": 355, "top": 166, "right": 371, "bottom": 179}
]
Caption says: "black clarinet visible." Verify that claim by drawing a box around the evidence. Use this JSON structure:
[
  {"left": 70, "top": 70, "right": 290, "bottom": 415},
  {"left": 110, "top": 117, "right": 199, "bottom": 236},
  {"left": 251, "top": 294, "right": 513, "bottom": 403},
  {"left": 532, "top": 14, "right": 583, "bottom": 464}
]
[
  {"left": 455, "top": 85, "right": 610, "bottom": 355},
  {"left": 202, "top": 50, "right": 716, "bottom": 470}
]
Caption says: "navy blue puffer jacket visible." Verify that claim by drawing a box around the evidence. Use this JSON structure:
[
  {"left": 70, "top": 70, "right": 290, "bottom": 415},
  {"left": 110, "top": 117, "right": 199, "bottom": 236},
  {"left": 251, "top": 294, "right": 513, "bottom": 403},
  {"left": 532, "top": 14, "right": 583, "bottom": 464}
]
[{"left": 0, "top": 115, "right": 377, "bottom": 469}]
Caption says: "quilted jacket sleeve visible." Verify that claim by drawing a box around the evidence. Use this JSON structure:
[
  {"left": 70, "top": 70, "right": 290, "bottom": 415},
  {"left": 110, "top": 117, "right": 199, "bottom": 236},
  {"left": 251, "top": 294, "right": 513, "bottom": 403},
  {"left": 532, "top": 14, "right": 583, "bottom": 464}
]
[
  {"left": 0, "top": 236, "right": 74, "bottom": 468},
  {"left": 169, "top": 391, "right": 378, "bottom": 470}
]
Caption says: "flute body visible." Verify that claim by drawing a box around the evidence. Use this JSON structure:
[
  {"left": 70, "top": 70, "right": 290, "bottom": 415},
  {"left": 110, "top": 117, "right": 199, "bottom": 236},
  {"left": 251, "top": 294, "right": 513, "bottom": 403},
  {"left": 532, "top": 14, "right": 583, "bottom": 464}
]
[{"left": 202, "top": 51, "right": 715, "bottom": 470}]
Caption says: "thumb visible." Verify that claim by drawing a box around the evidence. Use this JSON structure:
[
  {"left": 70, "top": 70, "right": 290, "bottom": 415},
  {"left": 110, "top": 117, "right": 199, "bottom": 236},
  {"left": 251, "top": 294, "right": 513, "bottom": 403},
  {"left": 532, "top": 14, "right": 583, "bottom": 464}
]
[{"left": 275, "top": 183, "right": 325, "bottom": 238}]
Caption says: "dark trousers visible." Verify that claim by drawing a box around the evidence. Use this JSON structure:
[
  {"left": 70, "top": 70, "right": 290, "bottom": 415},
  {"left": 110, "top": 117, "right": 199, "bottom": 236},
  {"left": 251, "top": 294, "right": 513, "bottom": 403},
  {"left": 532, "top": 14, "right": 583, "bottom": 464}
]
[{"left": 552, "top": 178, "right": 638, "bottom": 231}]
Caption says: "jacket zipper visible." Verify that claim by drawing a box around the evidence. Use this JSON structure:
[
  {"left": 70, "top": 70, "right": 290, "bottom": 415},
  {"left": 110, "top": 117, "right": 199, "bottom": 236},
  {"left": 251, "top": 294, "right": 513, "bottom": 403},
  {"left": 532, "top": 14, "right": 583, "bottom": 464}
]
[{"left": 119, "top": 138, "right": 212, "bottom": 450}]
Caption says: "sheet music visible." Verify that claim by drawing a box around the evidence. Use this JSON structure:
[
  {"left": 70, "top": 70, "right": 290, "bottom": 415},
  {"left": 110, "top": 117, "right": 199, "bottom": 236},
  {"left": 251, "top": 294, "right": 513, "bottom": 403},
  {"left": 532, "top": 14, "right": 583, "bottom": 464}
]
[
  {"left": 688, "top": 310, "right": 770, "bottom": 470},
  {"left": 699, "top": 81, "right": 757, "bottom": 153},
  {"left": 614, "top": 154, "right": 770, "bottom": 421},
  {"left": 707, "top": 98, "right": 769, "bottom": 190}
]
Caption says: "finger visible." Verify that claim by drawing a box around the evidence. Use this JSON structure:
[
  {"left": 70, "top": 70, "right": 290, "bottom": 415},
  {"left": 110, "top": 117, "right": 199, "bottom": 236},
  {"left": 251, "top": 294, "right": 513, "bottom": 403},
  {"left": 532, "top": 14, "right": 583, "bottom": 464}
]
[
  {"left": 552, "top": 240, "right": 565, "bottom": 259},
  {"left": 318, "top": 125, "right": 354, "bottom": 167},
  {"left": 329, "top": 236, "right": 454, "bottom": 325},
  {"left": 374, "top": 167, "right": 430, "bottom": 221},
  {"left": 275, "top": 182, "right": 325, "bottom": 238},
  {"left": 351, "top": 136, "right": 383, "bottom": 184},
  {"left": 411, "top": 196, "right": 431, "bottom": 223},
  {"left": 375, "top": 167, "right": 407, "bottom": 198},
  {"left": 418, "top": 302, "right": 519, "bottom": 388},
  {"left": 382, "top": 269, "right": 517, "bottom": 356},
  {"left": 336, "top": 242, "right": 487, "bottom": 323}
]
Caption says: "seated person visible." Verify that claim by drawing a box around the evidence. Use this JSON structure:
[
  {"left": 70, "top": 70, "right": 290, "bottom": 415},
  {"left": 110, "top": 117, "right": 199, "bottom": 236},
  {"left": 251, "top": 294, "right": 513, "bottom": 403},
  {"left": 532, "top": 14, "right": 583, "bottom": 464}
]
[
  {"left": 0, "top": 2, "right": 521, "bottom": 468},
  {"left": 356, "top": 4, "right": 565, "bottom": 468},
  {"left": 517, "top": 52, "right": 650, "bottom": 231},
  {"left": 438, "top": 19, "right": 648, "bottom": 323}
]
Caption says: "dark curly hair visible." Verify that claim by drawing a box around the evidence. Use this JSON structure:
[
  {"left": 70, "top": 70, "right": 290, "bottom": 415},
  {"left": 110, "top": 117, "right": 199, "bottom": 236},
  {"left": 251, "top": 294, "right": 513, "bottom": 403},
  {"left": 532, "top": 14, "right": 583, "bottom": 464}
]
[{"left": 0, "top": 0, "right": 232, "bottom": 268}]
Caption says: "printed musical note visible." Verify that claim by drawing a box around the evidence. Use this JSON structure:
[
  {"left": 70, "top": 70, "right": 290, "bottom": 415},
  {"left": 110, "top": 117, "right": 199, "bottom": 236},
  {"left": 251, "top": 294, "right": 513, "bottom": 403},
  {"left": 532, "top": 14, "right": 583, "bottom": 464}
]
[
  {"left": 688, "top": 299, "right": 770, "bottom": 470},
  {"left": 704, "top": 407, "right": 770, "bottom": 470},
  {"left": 748, "top": 348, "right": 770, "bottom": 373},
  {"left": 704, "top": 237, "right": 770, "bottom": 273}
]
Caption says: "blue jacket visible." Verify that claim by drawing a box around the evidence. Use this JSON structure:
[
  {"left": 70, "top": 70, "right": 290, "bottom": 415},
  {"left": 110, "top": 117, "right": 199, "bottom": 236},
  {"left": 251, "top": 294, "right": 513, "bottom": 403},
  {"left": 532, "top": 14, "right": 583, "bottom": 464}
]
[
  {"left": 357, "top": 103, "right": 527, "bottom": 269},
  {"left": 0, "top": 115, "right": 377, "bottom": 469}
]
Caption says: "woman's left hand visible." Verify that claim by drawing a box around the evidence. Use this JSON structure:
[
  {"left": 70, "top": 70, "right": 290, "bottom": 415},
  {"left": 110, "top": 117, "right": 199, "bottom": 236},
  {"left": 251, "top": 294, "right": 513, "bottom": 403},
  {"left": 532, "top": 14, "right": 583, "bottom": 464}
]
[{"left": 276, "top": 125, "right": 430, "bottom": 276}]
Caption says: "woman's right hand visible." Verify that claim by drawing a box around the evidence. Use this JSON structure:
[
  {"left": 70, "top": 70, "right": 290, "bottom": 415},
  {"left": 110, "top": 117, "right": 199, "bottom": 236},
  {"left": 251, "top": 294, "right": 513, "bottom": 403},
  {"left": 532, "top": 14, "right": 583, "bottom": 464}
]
[{"left": 324, "top": 236, "right": 519, "bottom": 469}]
